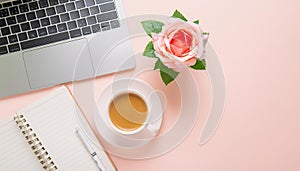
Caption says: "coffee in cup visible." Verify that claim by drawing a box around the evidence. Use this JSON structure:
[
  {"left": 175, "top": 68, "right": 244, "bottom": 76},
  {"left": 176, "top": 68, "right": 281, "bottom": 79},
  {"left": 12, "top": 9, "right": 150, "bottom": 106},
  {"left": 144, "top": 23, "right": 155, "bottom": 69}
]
[{"left": 108, "top": 92, "right": 148, "bottom": 132}]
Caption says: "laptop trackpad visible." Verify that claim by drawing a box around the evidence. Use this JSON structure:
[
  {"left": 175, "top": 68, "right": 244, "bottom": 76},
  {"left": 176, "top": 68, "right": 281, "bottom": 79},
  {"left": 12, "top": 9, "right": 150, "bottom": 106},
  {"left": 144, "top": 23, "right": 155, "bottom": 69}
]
[{"left": 23, "top": 38, "right": 95, "bottom": 89}]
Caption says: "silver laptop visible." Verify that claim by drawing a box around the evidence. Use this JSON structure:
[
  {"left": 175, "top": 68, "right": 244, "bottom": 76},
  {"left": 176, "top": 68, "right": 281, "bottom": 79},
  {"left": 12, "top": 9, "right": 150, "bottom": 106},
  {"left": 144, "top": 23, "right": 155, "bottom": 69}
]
[{"left": 0, "top": 0, "right": 135, "bottom": 98}]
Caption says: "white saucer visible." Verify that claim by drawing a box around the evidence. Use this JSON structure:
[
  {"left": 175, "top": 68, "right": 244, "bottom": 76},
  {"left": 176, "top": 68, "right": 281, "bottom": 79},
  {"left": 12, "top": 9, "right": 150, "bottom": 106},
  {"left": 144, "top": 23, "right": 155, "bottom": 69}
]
[{"left": 93, "top": 78, "right": 163, "bottom": 148}]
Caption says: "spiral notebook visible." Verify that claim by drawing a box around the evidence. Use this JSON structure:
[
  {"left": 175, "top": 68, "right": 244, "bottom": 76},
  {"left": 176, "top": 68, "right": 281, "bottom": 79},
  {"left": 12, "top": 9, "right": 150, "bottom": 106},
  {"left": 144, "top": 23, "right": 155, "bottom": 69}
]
[{"left": 0, "top": 86, "right": 116, "bottom": 171}]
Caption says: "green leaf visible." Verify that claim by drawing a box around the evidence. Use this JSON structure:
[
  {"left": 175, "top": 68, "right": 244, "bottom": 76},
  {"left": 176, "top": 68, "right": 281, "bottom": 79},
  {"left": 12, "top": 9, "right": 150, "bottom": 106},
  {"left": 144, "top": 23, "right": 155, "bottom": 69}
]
[
  {"left": 191, "top": 59, "right": 206, "bottom": 70},
  {"left": 203, "top": 32, "right": 210, "bottom": 35},
  {"left": 154, "top": 59, "right": 179, "bottom": 85},
  {"left": 193, "top": 20, "right": 199, "bottom": 24},
  {"left": 154, "top": 58, "right": 163, "bottom": 70},
  {"left": 143, "top": 41, "right": 157, "bottom": 58},
  {"left": 141, "top": 20, "right": 164, "bottom": 38},
  {"left": 160, "top": 70, "right": 177, "bottom": 85},
  {"left": 172, "top": 10, "right": 188, "bottom": 21}
]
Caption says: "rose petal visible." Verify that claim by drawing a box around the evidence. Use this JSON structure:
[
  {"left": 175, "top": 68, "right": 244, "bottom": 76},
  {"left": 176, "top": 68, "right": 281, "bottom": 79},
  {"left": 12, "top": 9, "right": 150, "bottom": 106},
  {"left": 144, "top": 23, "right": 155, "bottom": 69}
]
[{"left": 184, "top": 57, "right": 197, "bottom": 66}]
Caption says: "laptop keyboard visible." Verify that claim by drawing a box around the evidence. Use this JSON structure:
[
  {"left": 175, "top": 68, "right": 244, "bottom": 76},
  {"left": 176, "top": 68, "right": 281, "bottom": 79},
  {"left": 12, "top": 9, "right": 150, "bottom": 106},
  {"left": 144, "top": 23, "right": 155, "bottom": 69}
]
[{"left": 0, "top": 0, "right": 120, "bottom": 55}]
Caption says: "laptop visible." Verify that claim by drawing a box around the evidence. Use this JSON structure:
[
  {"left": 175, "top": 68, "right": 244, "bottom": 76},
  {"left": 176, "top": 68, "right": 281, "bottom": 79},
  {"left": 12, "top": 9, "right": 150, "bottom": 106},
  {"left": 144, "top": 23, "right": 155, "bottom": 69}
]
[{"left": 0, "top": 0, "right": 135, "bottom": 98}]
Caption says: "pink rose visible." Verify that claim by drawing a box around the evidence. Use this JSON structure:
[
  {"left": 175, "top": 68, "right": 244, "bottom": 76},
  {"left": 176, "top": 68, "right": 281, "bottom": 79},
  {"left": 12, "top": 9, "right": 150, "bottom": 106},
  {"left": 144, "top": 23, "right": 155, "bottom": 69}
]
[{"left": 152, "top": 18, "right": 208, "bottom": 72}]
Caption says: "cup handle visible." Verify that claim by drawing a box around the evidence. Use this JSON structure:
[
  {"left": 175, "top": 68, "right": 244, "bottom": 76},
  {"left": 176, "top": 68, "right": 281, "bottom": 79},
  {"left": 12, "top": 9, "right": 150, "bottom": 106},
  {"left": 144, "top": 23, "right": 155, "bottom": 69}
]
[{"left": 146, "top": 123, "right": 159, "bottom": 135}]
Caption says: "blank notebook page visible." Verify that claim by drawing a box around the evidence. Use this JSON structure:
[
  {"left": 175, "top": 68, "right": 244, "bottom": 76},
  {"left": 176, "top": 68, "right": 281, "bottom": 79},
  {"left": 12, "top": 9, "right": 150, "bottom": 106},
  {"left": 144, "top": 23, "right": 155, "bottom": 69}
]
[{"left": 0, "top": 86, "right": 115, "bottom": 170}]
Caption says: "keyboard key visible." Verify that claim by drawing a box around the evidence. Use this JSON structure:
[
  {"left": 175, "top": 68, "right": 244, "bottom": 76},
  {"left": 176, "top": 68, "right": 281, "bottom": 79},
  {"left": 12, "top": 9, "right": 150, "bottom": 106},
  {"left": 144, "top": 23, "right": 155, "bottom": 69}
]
[
  {"left": 50, "top": 15, "right": 60, "bottom": 24},
  {"left": 70, "top": 11, "right": 80, "bottom": 19},
  {"left": 0, "top": 19, "right": 6, "bottom": 27},
  {"left": 87, "top": 16, "right": 96, "bottom": 25},
  {"left": 3, "top": 2, "right": 12, "bottom": 8},
  {"left": 57, "top": 23, "right": 67, "bottom": 32},
  {"left": 0, "top": 37, "right": 8, "bottom": 46},
  {"left": 82, "top": 26, "right": 91, "bottom": 35},
  {"left": 8, "top": 35, "right": 18, "bottom": 43},
  {"left": 80, "top": 8, "right": 89, "bottom": 17},
  {"left": 95, "top": 0, "right": 112, "bottom": 4},
  {"left": 41, "top": 18, "right": 50, "bottom": 26},
  {"left": 46, "top": 7, "right": 56, "bottom": 16},
  {"left": 17, "top": 14, "right": 26, "bottom": 23},
  {"left": 7, "top": 16, "right": 17, "bottom": 25},
  {"left": 89, "top": 6, "right": 99, "bottom": 15},
  {"left": 21, "top": 32, "right": 70, "bottom": 50},
  {"left": 36, "top": 9, "right": 46, "bottom": 18},
  {"left": 85, "top": 0, "right": 95, "bottom": 7},
  {"left": 28, "top": 30, "right": 38, "bottom": 39},
  {"left": 1, "top": 27, "right": 11, "bottom": 36},
  {"left": 18, "top": 32, "right": 28, "bottom": 41},
  {"left": 29, "top": 1, "right": 39, "bottom": 11},
  {"left": 96, "top": 11, "right": 117, "bottom": 22},
  {"left": 0, "top": 9, "right": 9, "bottom": 18},
  {"left": 77, "top": 18, "right": 87, "bottom": 27},
  {"left": 56, "top": 5, "right": 66, "bottom": 14},
  {"left": 60, "top": 13, "right": 70, "bottom": 22},
  {"left": 21, "top": 22, "right": 30, "bottom": 31},
  {"left": 70, "top": 29, "right": 82, "bottom": 38},
  {"left": 67, "top": 21, "right": 77, "bottom": 30},
  {"left": 26, "top": 12, "right": 36, "bottom": 21},
  {"left": 91, "top": 24, "right": 100, "bottom": 33},
  {"left": 23, "top": 0, "right": 33, "bottom": 3},
  {"left": 11, "top": 25, "right": 21, "bottom": 33},
  {"left": 12, "top": 0, "right": 22, "bottom": 6},
  {"left": 8, "top": 43, "right": 20, "bottom": 53},
  {"left": 101, "top": 22, "right": 110, "bottom": 31},
  {"left": 38, "top": 28, "right": 48, "bottom": 36},
  {"left": 9, "top": 6, "right": 19, "bottom": 15},
  {"left": 75, "top": 0, "right": 85, "bottom": 9},
  {"left": 99, "top": 2, "right": 115, "bottom": 12},
  {"left": 19, "top": 4, "right": 29, "bottom": 13},
  {"left": 59, "top": 0, "right": 69, "bottom": 3},
  {"left": 66, "top": 2, "right": 75, "bottom": 11},
  {"left": 110, "top": 20, "right": 120, "bottom": 29},
  {"left": 49, "top": 0, "right": 59, "bottom": 6},
  {"left": 0, "top": 46, "right": 8, "bottom": 55},
  {"left": 30, "top": 20, "right": 40, "bottom": 29},
  {"left": 39, "top": 0, "right": 49, "bottom": 8},
  {"left": 47, "top": 25, "right": 57, "bottom": 34}
]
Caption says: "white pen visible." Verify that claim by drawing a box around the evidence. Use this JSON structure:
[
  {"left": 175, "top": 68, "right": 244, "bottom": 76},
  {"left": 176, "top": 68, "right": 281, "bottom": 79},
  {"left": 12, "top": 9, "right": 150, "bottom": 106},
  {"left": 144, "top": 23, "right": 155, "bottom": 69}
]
[{"left": 75, "top": 127, "right": 106, "bottom": 171}]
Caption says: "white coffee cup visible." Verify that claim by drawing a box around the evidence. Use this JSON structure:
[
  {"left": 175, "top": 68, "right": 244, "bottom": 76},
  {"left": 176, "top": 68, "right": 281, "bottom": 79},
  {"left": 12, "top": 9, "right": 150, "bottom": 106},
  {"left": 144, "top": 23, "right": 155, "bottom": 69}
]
[{"left": 103, "top": 79, "right": 160, "bottom": 140}]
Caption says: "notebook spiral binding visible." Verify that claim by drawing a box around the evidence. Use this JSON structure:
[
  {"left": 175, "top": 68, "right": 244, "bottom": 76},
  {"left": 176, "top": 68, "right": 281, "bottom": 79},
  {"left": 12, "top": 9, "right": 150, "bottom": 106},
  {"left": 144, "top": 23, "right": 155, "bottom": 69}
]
[{"left": 14, "top": 113, "right": 58, "bottom": 171}]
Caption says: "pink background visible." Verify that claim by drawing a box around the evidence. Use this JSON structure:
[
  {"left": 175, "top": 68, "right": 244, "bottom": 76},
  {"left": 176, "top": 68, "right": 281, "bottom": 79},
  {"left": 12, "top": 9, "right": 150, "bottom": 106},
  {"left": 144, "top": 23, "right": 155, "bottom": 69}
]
[{"left": 1, "top": 0, "right": 300, "bottom": 170}]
